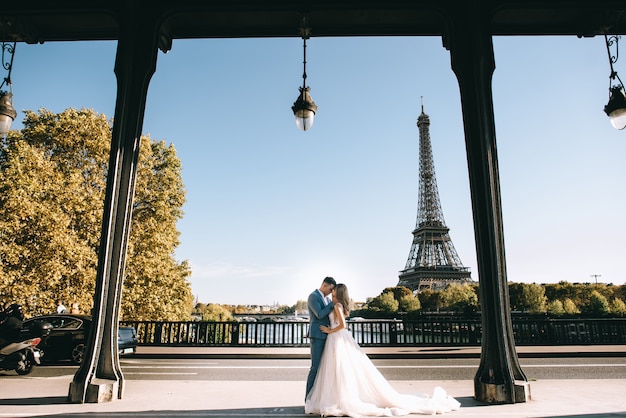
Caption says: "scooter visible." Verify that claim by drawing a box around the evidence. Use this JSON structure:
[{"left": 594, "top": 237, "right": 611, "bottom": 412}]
[{"left": 0, "top": 332, "right": 43, "bottom": 375}]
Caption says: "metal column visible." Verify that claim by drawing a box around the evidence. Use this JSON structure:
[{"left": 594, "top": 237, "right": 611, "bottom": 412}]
[
  {"left": 68, "top": 5, "right": 160, "bottom": 403},
  {"left": 444, "top": 2, "right": 531, "bottom": 404}
]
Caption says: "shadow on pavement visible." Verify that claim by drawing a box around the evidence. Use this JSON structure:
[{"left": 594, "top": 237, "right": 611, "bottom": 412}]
[
  {"left": 0, "top": 395, "right": 68, "bottom": 405},
  {"left": 5, "top": 406, "right": 308, "bottom": 417}
]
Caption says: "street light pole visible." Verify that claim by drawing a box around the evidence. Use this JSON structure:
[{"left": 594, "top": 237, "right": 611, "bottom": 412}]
[{"left": 590, "top": 274, "right": 601, "bottom": 285}]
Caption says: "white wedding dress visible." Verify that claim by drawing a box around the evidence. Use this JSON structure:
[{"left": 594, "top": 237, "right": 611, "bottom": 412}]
[{"left": 305, "top": 305, "right": 461, "bottom": 417}]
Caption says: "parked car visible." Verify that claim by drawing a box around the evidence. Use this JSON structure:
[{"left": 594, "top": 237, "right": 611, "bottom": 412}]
[
  {"left": 117, "top": 326, "right": 138, "bottom": 355},
  {"left": 23, "top": 314, "right": 138, "bottom": 364}
]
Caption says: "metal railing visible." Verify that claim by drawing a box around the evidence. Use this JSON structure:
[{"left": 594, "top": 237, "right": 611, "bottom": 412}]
[{"left": 121, "top": 317, "right": 626, "bottom": 347}]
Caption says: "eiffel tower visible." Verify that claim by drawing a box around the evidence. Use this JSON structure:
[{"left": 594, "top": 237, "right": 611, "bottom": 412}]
[{"left": 398, "top": 102, "right": 472, "bottom": 292}]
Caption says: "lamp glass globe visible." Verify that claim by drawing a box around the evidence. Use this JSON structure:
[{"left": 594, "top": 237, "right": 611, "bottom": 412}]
[
  {"left": 295, "top": 112, "right": 315, "bottom": 131},
  {"left": 0, "top": 115, "right": 13, "bottom": 135},
  {"left": 609, "top": 108, "right": 626, "bottom": 130}
]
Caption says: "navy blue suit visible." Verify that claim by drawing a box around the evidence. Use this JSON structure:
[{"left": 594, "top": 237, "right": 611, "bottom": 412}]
[{"left": 305, "top": 289, "right": 334, "bottom": 398}]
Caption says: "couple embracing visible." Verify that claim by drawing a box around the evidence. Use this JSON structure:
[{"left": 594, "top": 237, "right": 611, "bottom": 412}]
[{"left": 305, "top": 277, "right": 461, "bottom": 417}]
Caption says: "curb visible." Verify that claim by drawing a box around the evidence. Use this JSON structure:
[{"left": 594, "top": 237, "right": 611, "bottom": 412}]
[{"left": 130, "top": 347, "right": 626, "bottom": 360}]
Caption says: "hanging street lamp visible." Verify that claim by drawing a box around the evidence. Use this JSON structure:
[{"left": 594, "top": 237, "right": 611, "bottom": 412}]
[
  {"left": 603, "top": 34, "right": 626, "bottom": 130},
  {"left": 291, "top": 18, "right": 317, "bottom": 131}
]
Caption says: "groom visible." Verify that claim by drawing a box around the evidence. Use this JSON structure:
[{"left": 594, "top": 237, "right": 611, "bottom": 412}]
[{"left": 305, "top": 276, "right": 336, "bottom": 399}]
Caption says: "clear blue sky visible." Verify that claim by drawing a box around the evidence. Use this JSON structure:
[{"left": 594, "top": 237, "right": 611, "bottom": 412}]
[{"left": 8, "top": 35, "right": 626, "bottom": 306}]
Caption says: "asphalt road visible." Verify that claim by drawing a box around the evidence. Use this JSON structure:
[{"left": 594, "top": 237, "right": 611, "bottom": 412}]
[{"left": 4, "top": 356, "right": 626, "bottom": 381}]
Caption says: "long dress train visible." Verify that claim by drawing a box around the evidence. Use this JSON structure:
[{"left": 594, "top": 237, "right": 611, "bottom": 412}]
[{"left": 304, "top": 306, "right": 460, "bottom": 417}]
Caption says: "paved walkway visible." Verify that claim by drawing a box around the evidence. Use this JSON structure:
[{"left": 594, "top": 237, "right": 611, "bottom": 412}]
[{"left": 0, "top": 346, "right": 625, "bottom": 417}]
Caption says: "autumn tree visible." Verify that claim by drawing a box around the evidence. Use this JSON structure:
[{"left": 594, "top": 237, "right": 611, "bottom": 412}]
[
  {"left": 0, "top": 109, "right": 108, "bottom": 315},
  {"left": 582, "top": 290, "right": 610, "bottom": 317},
  {"left": 381, "top": 286, "right": 413, "bottom": 302},
  {"left": 440, "top": 283, "right": 479, "bottom": 313},
  {"left": 544, "top": 281, "right": 578, "bottom": 304},
  {"left": 367, "top": 291, "right": 399, "bottom": 313},
  {"left": 199, "top": 304, "right": 234, "bottom": 322},
  {"left": 546, "top": 299, "right": 565, "bottom": 316},
  {"left": 399, "top": 294, "right": 421, "bottom": 313},
  {"left": 610, "top": 298, "right": 626, "bottom": 316},
  {"left": 418, "top": 289, "right": 443, "bottom": 312},
  {"left": 275, "top": 304, "right": 294, "bottom": 314},
  {"left": 563, "top": 298, "right": 580, "bottom": 315},
  {"left": 508, "top": 282, "right": 523, "bottom": 311},
  {"left": 0, "top": 108, "right": 192, "bottom": 319},
  {"left": 378, "top": 286, "right": 421, "bottom": 313},
  {"left": 614, "top": 284, "right": 626, "bottom": 302},
  {"left": 122, "top": 136, "right": 193, "bottom": 320},
  {"left": 509, "top": 282, "right": 547, "bottom": 313}
]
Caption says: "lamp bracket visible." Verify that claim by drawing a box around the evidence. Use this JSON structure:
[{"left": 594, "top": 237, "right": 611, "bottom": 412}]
[
  {"left": 298, "top": 16, "right": 312, "bottom": 90},
  {"left": 298, "top": 15, "right": 311, "bottom": 39},
  {"left": 1, "top": 40, "right": 15, "bottom": 92},
  {"left": 605, "top": 33, "right": 625, "bottom": 93}
]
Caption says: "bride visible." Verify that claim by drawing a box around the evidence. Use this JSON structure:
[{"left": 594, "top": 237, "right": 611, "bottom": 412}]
[{"left": 304, "top": 284, "right": 461, "bottom": 417}]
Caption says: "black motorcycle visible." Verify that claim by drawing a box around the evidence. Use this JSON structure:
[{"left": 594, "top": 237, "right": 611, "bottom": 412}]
[
  {"left": 0, "top": 304, "right": 50, "bottom": 375},
  {"left": 0, "top": 334, "right": 44, "bottom": 375}
]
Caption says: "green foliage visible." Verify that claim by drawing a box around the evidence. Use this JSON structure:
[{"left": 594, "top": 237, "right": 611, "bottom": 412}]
[
  {"left": 523, "top": 283, "right": 548, "bottom": 313},
  {"left": 356, "top": 280, "right": 626, "bottom": 318},
  {"left": 373, "top": 286, "right": 420, "bottom": 313},
  {"left": 544, "top": 282, "right": 618, "bottom": 312},
  {"left": 615, "top": 285, "right": 626, "bottom": 302},
  {"left": 200, "top": 304, "right": 234, "bottom": 322},
  {"left": 368, "top": 291, "right": 399, "bottom": 313},
  {"left": 546, "top": 299, "right": 565, "bottom": 316},
  {"left": 563, "top": 298, "right": 580, "bottom": 315},
  {"left": 509, "top": 282, "right": 547, "bottom": 313},
  {"left": 440, "top": 283, "right": 479, "bottom": 313},
  {"left": 352, "top": 280, "right": 626, "bottom": 318},
  {"left": 275, "top": 305, "right": 294, "bottom": 314},
  {"left": 417, "top": 289, "right": 443, "bottom": 312},
  {"left": 399, "top": 294, "right": 421, "bottom": 312},
  {"left": 367, "top": 286, "right": 423, "bottom": 314},
  {"left": 381, "top": 286, "right": 413, "bottom": 302},
  {"left": 610, "top": 298, "right": 626, "bottom": 316},
  {"left": 0, "top": 108, "right": 192, "bottom": 320},
  {"left": 122, "top": 136, "right": 192, "bottom": 320},
  {"left": 544, "top": 281, "right": 579, "bottom": 305},
  {"left": 231, "top": 304, "right": 251, "bottom": 314},
  {"left": 193, "top": 302, "right": 207, "bottom": 314},
  {"left": 0, "top": 109, "right": 108, "bottom": 315},
  {"left": 582, "top": 290, "right": 610, "bottom": 317}
]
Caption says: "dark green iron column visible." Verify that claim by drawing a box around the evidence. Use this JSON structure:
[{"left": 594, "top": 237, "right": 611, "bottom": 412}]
[
  {"left": 68, "top": 4, "right": 161, "bottom": 403},
  {"left": 444, "top": 1, "right": 530, "bottom": 404}
]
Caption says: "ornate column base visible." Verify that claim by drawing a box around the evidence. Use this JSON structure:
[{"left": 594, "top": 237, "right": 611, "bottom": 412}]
[
  {"left": 475, "top": 380, "right": 531, "bottom": 404},
  {"left": 68, "top": 378, "right": 123, "bottom": 403}
]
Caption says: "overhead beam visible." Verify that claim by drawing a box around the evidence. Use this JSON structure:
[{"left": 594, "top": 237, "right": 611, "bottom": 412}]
[{"left": 1, "top": 0, "right": 625, "bottom": 44}]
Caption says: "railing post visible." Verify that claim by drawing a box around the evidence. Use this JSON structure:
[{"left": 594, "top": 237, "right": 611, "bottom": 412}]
[
  {"left": 230, "top": 323, "right": 239, "bottom": 345},
  {"left": 389, "top": 322, "right": 398, "bottom": 345},
  {"left": 154, "top": 323, "right": 162, "bottom": 345}
]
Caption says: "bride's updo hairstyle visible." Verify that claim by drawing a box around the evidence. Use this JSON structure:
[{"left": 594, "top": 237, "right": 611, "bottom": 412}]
[{"left": 335, "top": 283, "right": 351, "bottom": 316}]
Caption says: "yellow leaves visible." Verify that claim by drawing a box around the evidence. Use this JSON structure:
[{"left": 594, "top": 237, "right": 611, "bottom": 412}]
[{"left": 1, "top": 108, "right": 190, "bottom": 319}]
